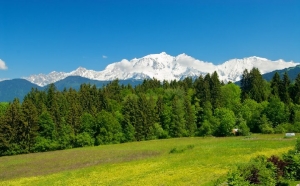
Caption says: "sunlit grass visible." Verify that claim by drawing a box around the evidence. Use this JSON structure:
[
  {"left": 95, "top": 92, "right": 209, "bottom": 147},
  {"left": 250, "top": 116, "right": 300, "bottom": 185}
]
[{"left": 0, "top": 134, "right": 297, "bottom": 186}]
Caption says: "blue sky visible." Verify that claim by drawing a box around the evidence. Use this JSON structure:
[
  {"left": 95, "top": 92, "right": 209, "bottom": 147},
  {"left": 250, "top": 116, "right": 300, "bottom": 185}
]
[{"left": 0, "top": 0, "right": 300, "bottom": 79}]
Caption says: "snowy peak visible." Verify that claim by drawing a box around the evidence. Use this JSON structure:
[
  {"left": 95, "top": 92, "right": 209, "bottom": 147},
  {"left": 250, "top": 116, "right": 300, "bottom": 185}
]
[
  {"left": 23, "top": 53, "right": 299, "bottom": 86},
  {"left": 216, "top": 57, "right": 298, "bottom": 82}
]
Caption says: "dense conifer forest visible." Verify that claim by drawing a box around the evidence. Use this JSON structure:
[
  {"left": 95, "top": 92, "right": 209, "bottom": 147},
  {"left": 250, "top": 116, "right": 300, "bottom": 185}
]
[{"left": 1, "top": 68, "right": 300, "bottom": 156}]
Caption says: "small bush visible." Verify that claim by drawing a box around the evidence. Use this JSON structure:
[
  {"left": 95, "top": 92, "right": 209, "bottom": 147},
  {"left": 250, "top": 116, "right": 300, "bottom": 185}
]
[
  {"left": 169, "top": 147, "right": 184, "bottom": 154},
  {"left": 169, "top": 145, "right": 195, "bottom": 154},
  {"left": 224, "top": 156, "right": 277, "bottom": 185},
  {"left": 282, "top": 149, "right": 300, "bottom": 180},
  {"left": 238, "top": 122, "right": 251, "bottom": 136},
  {"left": 293, "top": 122, "right": 300, "bottom": 133},
  {"left": 260, "top": 123, "right": 274, "bottom": 134},
  {"left": 186, "top": 144, "right": 195, "bottom": 150},
  {"left": 267, "top": 155, "right": 288, "bottom": 179},
  {"left": 274, "top": 125, "right": 286, "bottom": 134},
  {"left": 75, "top": 132, "right": 94, "bottom": 147}
]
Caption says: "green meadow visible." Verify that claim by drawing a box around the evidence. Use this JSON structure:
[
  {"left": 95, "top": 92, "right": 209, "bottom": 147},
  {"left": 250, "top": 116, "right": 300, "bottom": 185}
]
[{"left": 0, "top": 134, "right": 297, "bottom": 186}]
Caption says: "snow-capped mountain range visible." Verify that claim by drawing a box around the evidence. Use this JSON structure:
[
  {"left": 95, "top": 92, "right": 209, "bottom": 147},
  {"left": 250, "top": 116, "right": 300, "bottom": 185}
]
[{"left": 24, "top": 52, "right": 299, "bottom": 87}]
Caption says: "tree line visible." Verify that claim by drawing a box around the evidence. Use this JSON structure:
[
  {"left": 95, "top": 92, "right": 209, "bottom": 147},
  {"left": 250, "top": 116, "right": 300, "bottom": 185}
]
[{"left": 1, "top": 68, "right": 300, "bottom": 156}]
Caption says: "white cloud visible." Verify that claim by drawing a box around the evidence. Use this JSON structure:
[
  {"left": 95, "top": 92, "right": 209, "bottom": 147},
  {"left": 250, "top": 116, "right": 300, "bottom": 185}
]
[
  {"left": 0, "top": 59, "right": 8, "bottom": 70},
  {"left": 102, "top": 55, "right": 108, "bottom": 59}
]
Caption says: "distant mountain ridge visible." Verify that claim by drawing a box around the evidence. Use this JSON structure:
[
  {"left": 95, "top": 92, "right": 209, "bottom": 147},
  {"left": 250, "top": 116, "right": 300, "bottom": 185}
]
[
  {"left": 262, "top": 64, "right": 300, "bottom": 82},
  {"left": 0, "top": 76, "right": 142, "bottom": 102},
  {"left": 1, "top": 52, "right": 300, "bottom": 102},
  {"left": 22, "top": 52, "right": 299, "bottom": 86}
]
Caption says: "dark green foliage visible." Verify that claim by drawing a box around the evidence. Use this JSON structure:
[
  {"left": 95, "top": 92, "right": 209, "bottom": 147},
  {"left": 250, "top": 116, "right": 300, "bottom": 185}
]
[
  {"left": 291, "top": 74, "right": 300, "bottom": 104},
  {"left": 241, "top": 68, "right": 268, "bottom": 103},
  {"left": 20, "top": 98, "right": 39, "bottom": 152},
  {"left": 210, "top": 71, "right": 222, "bottom": 109},
  {"left": 270, "top": 72, "right": 281, "bottom": 97},
  {"left": 279, "top": 72, "right": 291, "bottom": 104},
  {"left": 0, "top": 99, "right": 23, "bottom": 155}
]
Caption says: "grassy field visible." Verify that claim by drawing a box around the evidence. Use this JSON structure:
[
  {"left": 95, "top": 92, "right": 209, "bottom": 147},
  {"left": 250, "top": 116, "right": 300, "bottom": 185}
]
[{"left": 0, "top": 134, "right": 298, "bottom": 186}]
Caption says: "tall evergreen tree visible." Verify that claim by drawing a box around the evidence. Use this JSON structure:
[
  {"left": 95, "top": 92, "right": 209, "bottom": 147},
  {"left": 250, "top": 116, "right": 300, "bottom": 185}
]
[
  {"left": 20, "top": 98, "right": 39, "bottom": 152},
  {"left": 202, "top": 74, "right": 211, "bottom": 105},
  {"left": 270, "top": 72, "right": 281, "bottom": 98},
  {"left": 122, "top": 95, "right": 138, "bottom": 141},
  {"left": 210, "top": 71, "right": 222, "bottom": 109},
  {"left": 170, "top": 96, "right": 187, "bottom": 137},
  {"left": 249, "top": 68, "right": 267, "bottom": 103},
  {"left": 240, "top": 69, "right": 251, "bottom": 102},
  {"left": 137, "top": 94, "right": 156, "bottom": 140},
  {"left": 184, "top": 96, "right": 196, "bottom": 136},
  {"left": 279, "top": 72, "right": 291, "bottom": 103},
  {"left": 0, "top": 99, "right": 23, "bottom": 155},
  {"left": 291, "top": 73, "right": 300, "bottom": 104},
  {"left": 46, "top": 84, "right": 61, "bottom": 128}
]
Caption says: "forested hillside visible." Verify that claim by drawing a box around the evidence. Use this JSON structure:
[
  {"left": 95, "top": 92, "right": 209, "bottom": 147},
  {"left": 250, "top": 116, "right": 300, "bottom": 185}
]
[{"left": 1, "top": 68, "right": 300, "bottom": 156}]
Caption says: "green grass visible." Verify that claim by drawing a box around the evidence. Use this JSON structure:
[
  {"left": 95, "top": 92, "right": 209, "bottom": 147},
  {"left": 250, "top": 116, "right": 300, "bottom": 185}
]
[{"left": 0, "top": 134, "right": 298, "bottom": 186}]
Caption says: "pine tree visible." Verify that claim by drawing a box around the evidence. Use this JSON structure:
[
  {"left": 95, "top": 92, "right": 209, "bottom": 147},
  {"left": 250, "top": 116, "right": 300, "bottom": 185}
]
[
  {"left": 170, "top": 96, "right": 187, "bottom": 137},
  {"left": 122, "top": 95, "right": 138, "bottom": 141},
  {"left": 270, "top": 72, "right": 281, "bottom": 97},
  {"left": 210, "top": 71, "right": 221, "bottom": 109},
  {"left": 38, "top": 111, "right": 56, "bottom": 140},
  {"left": 240, "top": 69, "right": 251, "bottom": 102},
  {"left": 279, "top": 72, "right": 291, "bottom": 103},
  {"left": 194, "top": 75, "right": 204, "bottom": 101},
  {"left": 249, "top": 68, "right": 267, "bottom": 103},
  {"left": 291, "top": 73, "right": 300, "bottom": 104},
  {"left": 21, "top": 98, "right": 39, "bottom": 152},
  {"left": 203, "top": 74, "right": 211, "bottom": 105},
  {"left": 184, "top": 96, "right": 196, "bottom": 136},
  {"left": 0, "top": 99, "right": 23, "bottom": 155},
  {"left": 46, "top": 84, "right": 61, "bottom": 128}
]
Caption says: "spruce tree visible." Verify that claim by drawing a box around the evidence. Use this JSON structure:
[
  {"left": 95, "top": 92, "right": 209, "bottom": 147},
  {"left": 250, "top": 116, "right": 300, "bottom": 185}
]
[
  {"left": 270, "top": 72, "right": 281, "bottom": 98},
  {"left": 291, "top": 73, "right": 300, "bottom": 104},
  {"left": 279, "top": 72, "right": 291, "bottom": 103},
  {"left": 0, "top": 99, "right": 23, "bottom": 155},
  {"left": 210, "top": 71, "right": 221, "bottom": 109},
  {"left": 184, "top": 96, "right": 196, "bottom": 136},
  {"left": 240, "top": 69, "right": 251, "bottom": 102},
  {"left": 170, "top": 96, "right": 187, "bottom": 137},
  {"left": 21, "top": 98, "right": 39, "bottom": 152}
]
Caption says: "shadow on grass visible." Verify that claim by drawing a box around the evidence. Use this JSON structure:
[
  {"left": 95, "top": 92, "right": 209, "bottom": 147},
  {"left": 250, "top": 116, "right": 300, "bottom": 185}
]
[{"left": 0, "top": 147, "right": 161, "bottom": 181}]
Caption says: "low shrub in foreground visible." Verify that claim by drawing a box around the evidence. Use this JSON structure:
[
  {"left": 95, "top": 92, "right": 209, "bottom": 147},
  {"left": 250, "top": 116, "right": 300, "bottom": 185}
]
[{"left": 217, "top": 138, "right": 300, "bottom": 185}]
